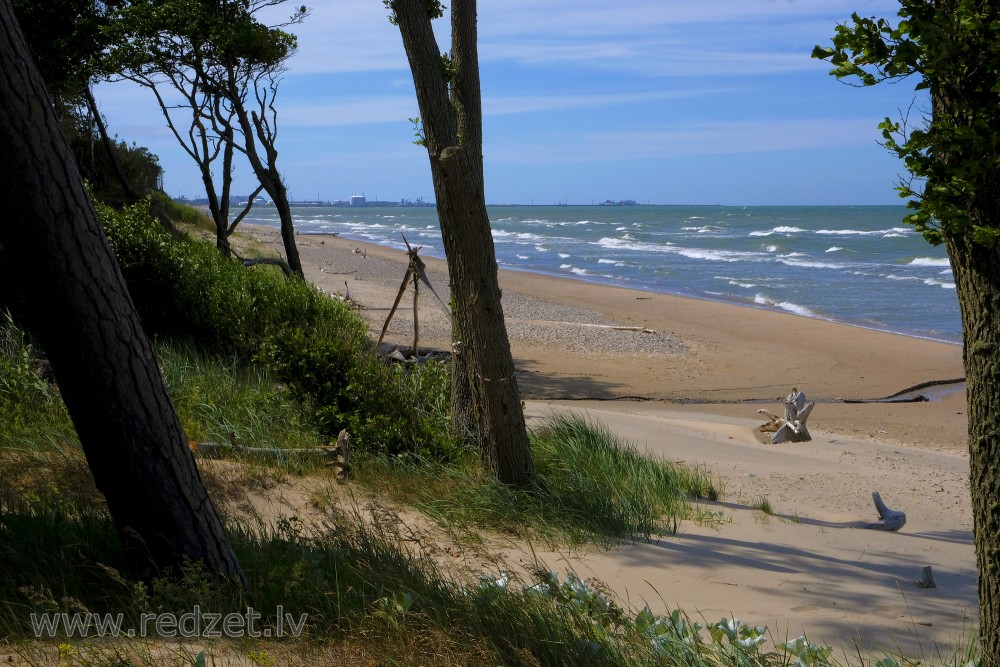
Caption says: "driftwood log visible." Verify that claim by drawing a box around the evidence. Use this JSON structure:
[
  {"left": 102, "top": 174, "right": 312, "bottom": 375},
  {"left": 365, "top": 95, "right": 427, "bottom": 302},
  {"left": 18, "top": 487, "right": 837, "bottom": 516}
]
[
  {"left": 756, "top": 388, "right": 815, "bottom": 444},
  {"left": 190, "top": 429, "right": 352, "bottom": 479},
  {"left": 863, "top": 491, "right": 906, "bottom": 531},
  {"left": 916, "top": 565, "right": 937, "bottom": 588}
]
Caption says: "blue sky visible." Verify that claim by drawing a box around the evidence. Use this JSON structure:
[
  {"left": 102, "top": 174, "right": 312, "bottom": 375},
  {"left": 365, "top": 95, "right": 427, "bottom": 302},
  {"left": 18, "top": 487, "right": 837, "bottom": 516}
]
[{"left": 94, "top": 1, "right": 922, "bottom": 206}]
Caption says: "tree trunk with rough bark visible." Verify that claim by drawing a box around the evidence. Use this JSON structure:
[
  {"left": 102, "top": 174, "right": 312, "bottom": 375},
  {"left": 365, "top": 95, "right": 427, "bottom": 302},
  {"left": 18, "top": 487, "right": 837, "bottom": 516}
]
[
  {"left": 0, "top": 0, "right": 246, "bottom": 586},
  {"left": 225, "top": 71, "right": 303, "bottom": 279},
  {"left": 390, "top": 0, "right": 534, "bottom": 485},
  {"left": 270, "top": 177, "right": 302, "bottom": 278},
  {"left": 946, "top": 231, "right": 1000, "bottom": 659}
]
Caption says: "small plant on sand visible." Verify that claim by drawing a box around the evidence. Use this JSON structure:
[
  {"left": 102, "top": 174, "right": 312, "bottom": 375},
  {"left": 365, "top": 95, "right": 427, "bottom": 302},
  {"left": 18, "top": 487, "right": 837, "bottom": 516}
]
[{"left": 754, "top": 495, "right": 774, "bottom": 516}]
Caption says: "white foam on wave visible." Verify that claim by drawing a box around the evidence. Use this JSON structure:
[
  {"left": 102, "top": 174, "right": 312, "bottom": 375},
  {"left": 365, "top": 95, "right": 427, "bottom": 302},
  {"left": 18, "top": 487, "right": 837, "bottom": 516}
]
[
  {"left": 570, "top": 268, "right": 589, "bottom": 276},
  {"left": 559, "top": 263, "right": 572, "bottom": 269},
  {"left": 884, "top": 274, "right": 919, "bottom": 281},
  {"left": 676, "top": 248, "right": 755, "bottom": 263},
  {"left": 762, "top": 245, "right": 779, "bottom": 253},
  {"left": 516, "top": 254, "right": 529, "bottom": 260},
  {"left": 748, "top": 226, "right": 806, "bottom": 237},
  {"left": 558, "top": 253, "right": 571, "bottom": 259},
  {"left": 754, "top": 294, "right": 816, "bottom": 317},
  {"left": 597, "top": 237, "right": 756, "bottom": 263},
  {"left": 492, "top": 230, "right": 545, "bottom": 242},
  {"left": 535, "top": 245, "right": 549, "bottom": 252},
  {"left": 825, "top": 246, "right": 843, "bottom": 253},
  {"left": 778, "top": 257, "right": 847, "bottom": 270},
  {"left": 776, "top": 301, "right": 816, "bottom": 317},
  {"left": 596, "top": 237, "right": 672, "bottom": 253},
  {"left": 924, "top": 278, "right": 956, "bottom": 289},
  {"left": 909, "top": 257, "right": 951, "bottom": 267},
  {"left": 598, "top": 258, "right": 625, "bottom": 266},
  {"left": 816, "top": 227, "right": 910, "bottom": 236}
]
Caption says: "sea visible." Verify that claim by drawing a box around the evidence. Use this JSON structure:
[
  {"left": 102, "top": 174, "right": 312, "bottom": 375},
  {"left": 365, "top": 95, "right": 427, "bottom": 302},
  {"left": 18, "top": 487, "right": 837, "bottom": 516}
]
[{"left": 243, "top": 204, "right": 961, "bottom": 344}]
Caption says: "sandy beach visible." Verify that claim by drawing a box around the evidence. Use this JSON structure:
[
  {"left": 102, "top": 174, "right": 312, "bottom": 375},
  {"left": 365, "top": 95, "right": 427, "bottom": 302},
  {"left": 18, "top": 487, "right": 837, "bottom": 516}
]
[{"left": 246, "top": 225, "right": 975, "bottom": 656}]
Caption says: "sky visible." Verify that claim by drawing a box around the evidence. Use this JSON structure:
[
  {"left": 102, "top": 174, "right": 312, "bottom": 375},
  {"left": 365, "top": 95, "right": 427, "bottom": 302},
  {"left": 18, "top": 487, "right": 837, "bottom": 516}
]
[{"left": 93, "top": 1, "right": 924, "bottom": 206}]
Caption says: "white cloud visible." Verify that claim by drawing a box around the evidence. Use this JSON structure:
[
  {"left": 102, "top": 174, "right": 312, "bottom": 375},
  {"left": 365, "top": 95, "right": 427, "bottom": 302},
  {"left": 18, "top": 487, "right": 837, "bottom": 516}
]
[
  {"left": 484, "top": 118, "right": 886, "bottom": 164},
  {"left": 261, "top": 0, "right": 904, "bottom": 77}
]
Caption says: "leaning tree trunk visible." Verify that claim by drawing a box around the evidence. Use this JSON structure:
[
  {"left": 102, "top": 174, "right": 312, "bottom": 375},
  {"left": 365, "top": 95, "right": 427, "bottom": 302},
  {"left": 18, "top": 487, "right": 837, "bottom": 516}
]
[
  {"left": 435, "top": 147, "right": 534, "bottom": 483},
  {"left": 391, "top": 0, "right": 534, "bottom": 485},
  {"left": 0, "top": 0, "right": 246, "bottom": 586},
  {"left": 270, "top": 178, "right": 303, "bottom": 278},
  {"left": 224, "top": 75, "right": 303, "bottom": 279},
  {"left": 946, "top": 231, "right": 1000, "bottom": 659},
  {"left": 83, "top": 85, "right": 139, "bottom": 202}
]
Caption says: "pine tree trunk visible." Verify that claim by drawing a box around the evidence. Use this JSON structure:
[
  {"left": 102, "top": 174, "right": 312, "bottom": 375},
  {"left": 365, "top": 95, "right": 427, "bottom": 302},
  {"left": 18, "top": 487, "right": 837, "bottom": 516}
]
[
  {"left": 83, "top": 86, "right": 138, "bottom": 202},
  {"left": 434, "top": 146, "right": 534, "bottom": 483},
  {"left": 272, "top": 179, "right": 303, "bottom": 278},
  {"left": 946, "top": 232, "right": 1000, "bottom": 659},
  {"left": 0, "top": 0, "right": 246, "bottom": 585},
  {"left": 390, "top": 0, "right": 534, "bottom": 485},
  {"left": 449, "top": 323, "right": 478, "bottom": 445}
]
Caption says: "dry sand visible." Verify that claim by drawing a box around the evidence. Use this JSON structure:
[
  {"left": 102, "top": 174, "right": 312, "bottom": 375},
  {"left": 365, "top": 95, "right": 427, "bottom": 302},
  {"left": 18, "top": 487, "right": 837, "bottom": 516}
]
[{"left": 246, "top": 226, "right": 976, "bottom": 656}]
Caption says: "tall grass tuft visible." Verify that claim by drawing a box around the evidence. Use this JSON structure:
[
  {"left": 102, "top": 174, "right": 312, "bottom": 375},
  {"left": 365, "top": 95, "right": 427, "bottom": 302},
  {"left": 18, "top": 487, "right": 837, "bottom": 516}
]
[
  {"left": 356, "top": 412, "right": 721, "bottom": 546},
  {"left": 155, "top": 339, "right": 322, "bottom": 453}
]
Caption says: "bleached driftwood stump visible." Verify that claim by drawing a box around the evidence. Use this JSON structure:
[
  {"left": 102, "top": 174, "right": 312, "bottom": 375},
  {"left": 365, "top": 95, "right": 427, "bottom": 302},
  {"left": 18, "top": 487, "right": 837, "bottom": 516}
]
[
  {"left": 756, "top": 388, "right": 815, "bottom": 444},
  {"left": 863, "top": 491, "right": 906, "bottom": 531}
]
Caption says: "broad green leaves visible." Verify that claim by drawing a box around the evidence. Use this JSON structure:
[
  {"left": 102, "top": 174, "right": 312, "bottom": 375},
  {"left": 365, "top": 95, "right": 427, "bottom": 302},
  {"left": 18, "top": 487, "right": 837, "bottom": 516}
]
[{"left": 814, "top": 1, "right": 1000, "bottom": 248}]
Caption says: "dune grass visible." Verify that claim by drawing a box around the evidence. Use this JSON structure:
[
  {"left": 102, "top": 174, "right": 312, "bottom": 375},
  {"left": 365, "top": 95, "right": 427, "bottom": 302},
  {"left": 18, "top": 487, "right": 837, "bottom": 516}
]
[
  {"left": 353, "top": 412, "right": 722, "bottom": 547},
  {"left": 0, "top": 479, "right": 834, "bottom": 667},
  {"left": 0, "top": 202, "right": 981, "bottom": 666}
]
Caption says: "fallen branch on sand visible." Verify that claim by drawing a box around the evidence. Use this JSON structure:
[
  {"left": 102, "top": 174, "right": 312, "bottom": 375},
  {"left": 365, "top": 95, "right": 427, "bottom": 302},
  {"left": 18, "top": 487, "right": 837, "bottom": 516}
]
[
  {"left": 863, "top": 491, "right": 906, "bottom": 531},
  {"left": 190, "top": 430, "right": 352, "bottom": 479},
  {"left": 563, "top": 322, "right": 658, "bottom": 334}
]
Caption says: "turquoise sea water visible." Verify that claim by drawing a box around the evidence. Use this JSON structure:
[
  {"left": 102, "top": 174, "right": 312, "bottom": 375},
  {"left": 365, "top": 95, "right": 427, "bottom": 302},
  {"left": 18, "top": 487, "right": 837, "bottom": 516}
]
[{"left": 244, "top": 204, "right": 961, "bottom": 343}]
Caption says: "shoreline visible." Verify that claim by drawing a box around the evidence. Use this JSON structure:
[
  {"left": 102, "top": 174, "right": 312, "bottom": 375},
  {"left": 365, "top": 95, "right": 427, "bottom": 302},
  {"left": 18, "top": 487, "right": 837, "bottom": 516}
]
[
  {"left": 240, "top": 224, "right": 976, "bottom": 651},
  {"left": 289, "top": 226, "right": 964, "bottom": 346},
  {"left": 243, "top": 225, "right": 968, "bottom": 454}
]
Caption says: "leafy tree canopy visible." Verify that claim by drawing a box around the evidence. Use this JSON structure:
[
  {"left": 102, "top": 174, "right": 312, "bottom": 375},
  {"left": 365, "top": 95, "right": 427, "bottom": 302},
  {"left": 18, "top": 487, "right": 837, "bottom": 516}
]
[
  {"left": 11, "top": 0, "right": 127, "bottom": 96},
  {"left": 104, "top": 0, "right": 303, "bottom": 80},
  {"left": 813, "top": 1, "right": 1000, "bottom": 248}
]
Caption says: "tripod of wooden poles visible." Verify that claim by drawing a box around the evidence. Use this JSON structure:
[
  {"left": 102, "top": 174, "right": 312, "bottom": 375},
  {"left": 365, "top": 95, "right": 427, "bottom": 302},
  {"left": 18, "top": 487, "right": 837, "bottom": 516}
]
[{"left": 376, "top": 236, "right": 449, "bottom": 359}]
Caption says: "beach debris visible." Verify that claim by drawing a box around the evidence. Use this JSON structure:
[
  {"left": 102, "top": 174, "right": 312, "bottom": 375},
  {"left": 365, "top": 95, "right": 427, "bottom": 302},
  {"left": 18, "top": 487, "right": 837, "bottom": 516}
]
[
  {"left": 188, "top": 429, "right": 350, "bottom": 477},
  {"left": 386, "top": 347, "right": 450, "bottom": 364},
  {"left": 863, "top": 491, "right": 906, "bottom": 531},
  {"left": 916, "top": 565, "right": 937, "bottom": 588},
  {"left": 376, "top": 235, "right": 451, "bottom": 360},
  {"left": 330, "top": 429, "right": 352, "bottom": 480},
  {"left": 556, "top": 322, "right": 658, "bottom": 334},
  {"left": 239, "top": 256, "right": 294, "bottom": 277},
  {"left": 755, "top": 388, "right": 814, "bottom": 444}
]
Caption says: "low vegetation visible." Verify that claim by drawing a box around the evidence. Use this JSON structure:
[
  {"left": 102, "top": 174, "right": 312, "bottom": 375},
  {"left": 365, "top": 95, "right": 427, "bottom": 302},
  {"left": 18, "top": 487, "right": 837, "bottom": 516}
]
[
  {"left": 0, "top": 200, "right": 977, "bottom": 665},
  {"left": 356, "top": 412, "right": 721, "bottom": 547}
]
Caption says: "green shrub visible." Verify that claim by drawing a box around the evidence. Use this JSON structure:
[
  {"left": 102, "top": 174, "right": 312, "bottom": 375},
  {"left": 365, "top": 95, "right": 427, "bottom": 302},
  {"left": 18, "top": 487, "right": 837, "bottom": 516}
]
[
  {"left": 96, "top": 199, "right": 456, "bottom": 459},
  {"left": 259, "top": 325, "right": 459, "bottom": 460},
  {"left": 97, "top": 198, "right": 362, "bottom": 358},
  {"left": 0, "top": 313, "right": 75, "bottom": 444}
]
